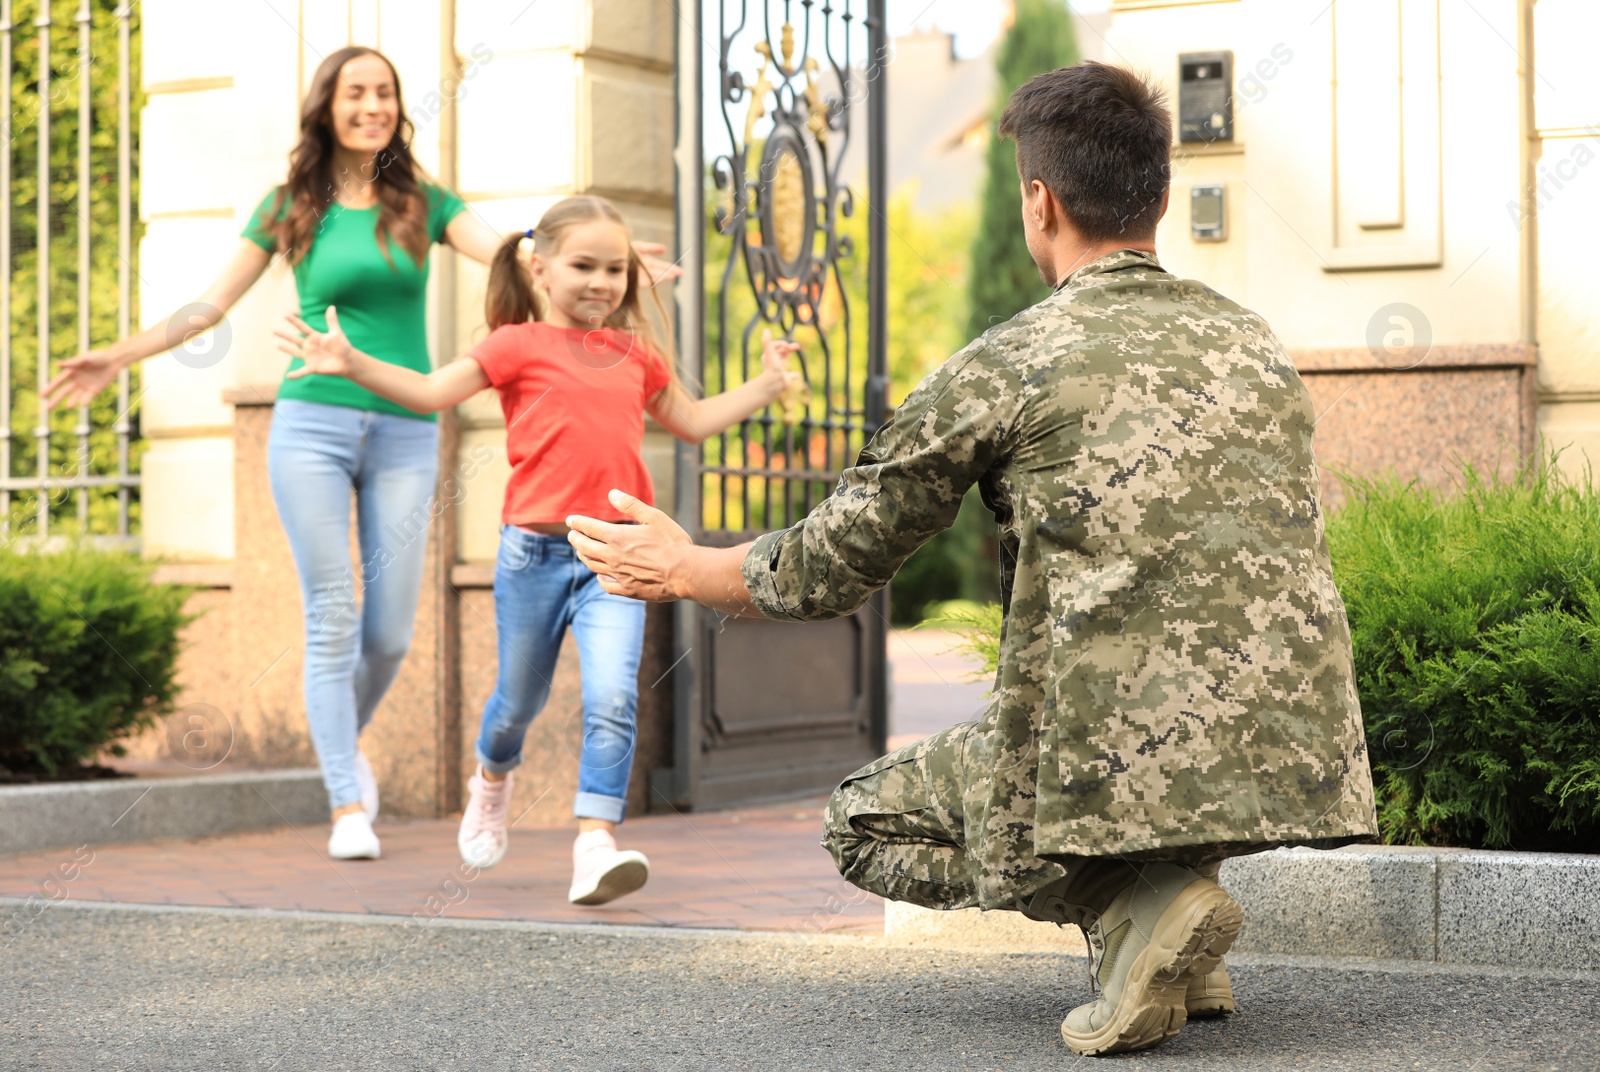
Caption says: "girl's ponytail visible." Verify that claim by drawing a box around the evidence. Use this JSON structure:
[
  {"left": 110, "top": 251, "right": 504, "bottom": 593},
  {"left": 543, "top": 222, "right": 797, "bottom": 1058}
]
[{"left": 485, "top": 231, "right": 541, "bottom": 330}]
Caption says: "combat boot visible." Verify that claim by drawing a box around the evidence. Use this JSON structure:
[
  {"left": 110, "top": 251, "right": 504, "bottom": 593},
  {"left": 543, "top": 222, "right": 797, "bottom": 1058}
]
[
  {"left": 1183, "top": 861, "right": 1236, "bottom": 1018},
  {"left": 1059, "top": 862, "right": 1243, "bottom": 1056}
]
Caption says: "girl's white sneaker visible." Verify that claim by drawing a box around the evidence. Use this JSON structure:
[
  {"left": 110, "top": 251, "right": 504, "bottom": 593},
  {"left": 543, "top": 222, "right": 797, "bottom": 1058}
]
[
  {"left": 568, "top": 829, "right": 649, "bottom": 905},
  {"left": 328, "top": 812, "right": 381, "bottom": 860},
  {"left": 458, "top": 769, "right": 513, "bottom": 868},
  {"left": 354, "top": 749, "right": 380, "bottom": 821}
]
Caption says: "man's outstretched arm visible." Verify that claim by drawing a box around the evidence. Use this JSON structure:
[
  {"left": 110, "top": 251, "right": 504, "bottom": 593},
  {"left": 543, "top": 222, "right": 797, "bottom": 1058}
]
[
  {"left": 569, "top": 339, "right": 1019, "bottom": 621},
  {"left": 566, "top": 490, "right": 764, "bottom": 617}
]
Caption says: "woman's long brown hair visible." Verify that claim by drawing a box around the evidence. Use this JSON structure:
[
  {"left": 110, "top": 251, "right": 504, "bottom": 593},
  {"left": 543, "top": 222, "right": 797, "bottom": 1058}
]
[
  {"left": 485, "top": 195, "right": 682, "bottom": 389},
  {"left": 264, "top": 46, "right": 429, "bottom": 269}
]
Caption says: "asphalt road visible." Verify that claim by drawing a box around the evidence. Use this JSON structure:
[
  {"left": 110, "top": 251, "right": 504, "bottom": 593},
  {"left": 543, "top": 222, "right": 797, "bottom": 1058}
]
[{"left": 3, "top": 900, "right": 1595, "bottom": 1072}]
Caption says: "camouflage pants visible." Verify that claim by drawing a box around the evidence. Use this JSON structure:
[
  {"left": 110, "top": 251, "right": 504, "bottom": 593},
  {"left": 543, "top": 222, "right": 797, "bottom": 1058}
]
[{"left": 823, "top": 721, "right": 1228, "bottom": 917}]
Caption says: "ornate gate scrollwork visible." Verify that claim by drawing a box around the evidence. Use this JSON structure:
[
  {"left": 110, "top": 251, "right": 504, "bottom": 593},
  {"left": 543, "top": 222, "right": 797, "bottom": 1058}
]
[
  {"left": 659, "top": 0, "right": 889, "bottom": 811},
  {"left": 702, "top": 0, "right": 886, "bottom": 533}
]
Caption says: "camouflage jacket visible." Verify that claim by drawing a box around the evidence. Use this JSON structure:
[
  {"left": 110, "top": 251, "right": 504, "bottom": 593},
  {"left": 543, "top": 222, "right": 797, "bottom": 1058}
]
[{"left": 741, "top": 249, "right": 1378, "bottom": 909}]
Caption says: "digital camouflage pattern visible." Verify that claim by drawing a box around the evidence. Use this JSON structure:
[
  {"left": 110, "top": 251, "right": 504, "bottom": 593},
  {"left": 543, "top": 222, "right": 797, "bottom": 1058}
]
[{"left": 742, "top": 249, "right": 1379, "bottom": 910}]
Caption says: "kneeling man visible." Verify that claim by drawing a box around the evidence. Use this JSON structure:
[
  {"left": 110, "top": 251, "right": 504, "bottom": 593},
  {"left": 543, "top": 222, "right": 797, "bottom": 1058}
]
[{"left": 568, "top": 61, "right": 1378, "bottom": 1056}]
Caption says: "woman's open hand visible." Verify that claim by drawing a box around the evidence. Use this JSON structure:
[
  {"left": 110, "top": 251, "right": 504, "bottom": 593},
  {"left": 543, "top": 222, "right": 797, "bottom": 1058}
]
[
  {"left": 277, "top": 306, "right": 359, "bottom": 380},
  {"left": 632, "top": 242, "right": 684, "bottom": 287},
  {"left": 43, "top": 350, "right": 120, "bottom": 410}
]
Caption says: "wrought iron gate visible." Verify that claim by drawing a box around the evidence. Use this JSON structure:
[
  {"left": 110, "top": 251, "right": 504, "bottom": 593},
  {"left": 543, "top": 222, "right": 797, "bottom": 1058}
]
[
  {"left": 658, "top": 0, "right": 889, "bottom": 809},
  {"left": 2, "top": 1, "right": 141, "bottom": 545}
]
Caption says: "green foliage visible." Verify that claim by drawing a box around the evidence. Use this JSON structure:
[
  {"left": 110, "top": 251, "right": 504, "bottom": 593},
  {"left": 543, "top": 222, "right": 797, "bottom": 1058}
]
[
  {"left": 908, "top": 461, "right": 1600, "bottom": 852},
  {"left": 702, "top": 175, "right": 974, "bottom": 534},
  {"left": 888, "top": 486, "right": 1002, "bottom": 624},
  {"left": 5, "top": 0, "right": 145, "bottom": 537},
  {"left": 921, "top": 598, "right": 1005, "bottom": 688},
  {"left": 0, "top": 543, "right": 193, "bottom": 775},
  {"left": 965, "top": 0, "right": 1079, "bottom": 340},
  {"left": 1326, "top": 462, "right": 1600, "bottom": 852}
]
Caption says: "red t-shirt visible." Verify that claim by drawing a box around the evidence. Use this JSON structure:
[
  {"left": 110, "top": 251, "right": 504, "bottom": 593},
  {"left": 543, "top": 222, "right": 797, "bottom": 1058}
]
[{"left": 470, "top": 322, "right": 672, "bottom": 524}]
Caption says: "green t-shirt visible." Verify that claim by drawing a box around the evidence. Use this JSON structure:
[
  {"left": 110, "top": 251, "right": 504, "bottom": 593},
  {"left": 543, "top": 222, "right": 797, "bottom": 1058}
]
[{"left": 243, "top": 182, "right": 468, "bottom": 421}]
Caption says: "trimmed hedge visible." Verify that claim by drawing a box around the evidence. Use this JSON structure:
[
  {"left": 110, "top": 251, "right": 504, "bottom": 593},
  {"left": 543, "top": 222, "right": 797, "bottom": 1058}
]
[
  {"left": 1326, "top": 464, "right": 1600, "bottom": 852},
  {"left": 929, "top": 462, "right": 1600, "bottom": 853},
  {"left": 0, "top": 544, "right": 194, "bottom": 777}
]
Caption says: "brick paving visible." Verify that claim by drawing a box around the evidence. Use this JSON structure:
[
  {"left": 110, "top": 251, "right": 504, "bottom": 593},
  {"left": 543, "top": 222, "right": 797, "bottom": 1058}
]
[
  {"left": 0, "top": 629, "right": 985, "bottom": 935},
  {"left": 0, "top": 798, "right": 883, "bottom": 934}
]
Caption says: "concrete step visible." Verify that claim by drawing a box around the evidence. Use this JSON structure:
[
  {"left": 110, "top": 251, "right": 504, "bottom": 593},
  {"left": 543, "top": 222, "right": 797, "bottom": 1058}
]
[
  {"left": 0, "top": 769, "right": 325, "bottom": 854},
  {"left": 884, "top": 844, "right": 1600, "bottom": 972}
]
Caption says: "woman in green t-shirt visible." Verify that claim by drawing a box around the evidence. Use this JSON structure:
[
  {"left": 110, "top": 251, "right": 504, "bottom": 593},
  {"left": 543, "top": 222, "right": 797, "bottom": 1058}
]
[{"left": 44, "top": 46, "right": 675, "bottom": 862}]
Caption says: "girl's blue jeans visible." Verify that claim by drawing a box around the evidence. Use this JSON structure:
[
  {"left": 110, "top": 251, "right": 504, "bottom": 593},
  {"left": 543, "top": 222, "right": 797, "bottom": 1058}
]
[
  {"left": 476, "top": 526, "right": 645, "bottom": 823},
  {"left": 266, "top": 399, "right": 440, "bottom": 811}
]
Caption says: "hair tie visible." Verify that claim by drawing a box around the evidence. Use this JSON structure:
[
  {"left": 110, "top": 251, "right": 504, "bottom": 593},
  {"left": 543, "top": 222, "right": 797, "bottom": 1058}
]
[{"left": 523, "top": 228, "right": 535, "bottom": 240}]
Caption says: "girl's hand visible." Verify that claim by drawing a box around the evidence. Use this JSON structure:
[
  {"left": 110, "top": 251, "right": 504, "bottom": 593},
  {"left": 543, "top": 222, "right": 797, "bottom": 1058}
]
[
  {"left": 759, "top": 330, "right": 807, "bottom": 421},
  {"left": 759, "top": 329, "right": 803, "bottom": 389},
  {"left": 632, "top": 241, "right": 683, "bottom": 287},
  {"left": 276, "top": 307, "right": 359, "bottom": 379},
  {"left": 43, "top": 350, "right": 120, "bottom": 409}
]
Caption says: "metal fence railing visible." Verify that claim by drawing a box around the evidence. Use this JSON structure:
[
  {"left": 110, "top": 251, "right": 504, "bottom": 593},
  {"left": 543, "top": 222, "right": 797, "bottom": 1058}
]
[{"left": 2, "top": 0, "right": 140, "bottom": 545}]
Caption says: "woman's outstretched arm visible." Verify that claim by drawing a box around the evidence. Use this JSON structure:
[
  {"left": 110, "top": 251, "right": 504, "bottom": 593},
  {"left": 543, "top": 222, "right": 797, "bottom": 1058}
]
[
  {"left": 646, "top": 331, "right": 802, "bottom": 444},
  {"left": 43, "top": 239, "right": 273, "bottom": 409},
  {"left": 276, "top": 306, "right": 491, "bottom": 414}
]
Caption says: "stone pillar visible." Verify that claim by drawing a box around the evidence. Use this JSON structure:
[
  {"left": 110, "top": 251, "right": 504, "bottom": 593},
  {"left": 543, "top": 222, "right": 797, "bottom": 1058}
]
[{"left": 450, "top": 1, "right": 679, "bottom": 828}]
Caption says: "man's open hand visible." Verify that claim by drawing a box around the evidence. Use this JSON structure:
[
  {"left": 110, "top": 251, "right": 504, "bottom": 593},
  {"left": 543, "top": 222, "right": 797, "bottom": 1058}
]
[{"left": 567, "top": 490, "right": 693, "bottom": 602}]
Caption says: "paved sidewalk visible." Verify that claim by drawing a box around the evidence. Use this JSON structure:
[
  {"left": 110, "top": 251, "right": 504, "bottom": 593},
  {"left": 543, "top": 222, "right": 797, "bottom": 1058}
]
[
  {"left": 0, "top": 627, "right": 985, "bottom": 934},
  {"left": 0, "top": 628, "right": 983, "bottom": 936},
  {"left": 0, "top": 796, "right": 878, "bottom": 934},
  {"left": 887, "top": 628, "right": 990, "bottom": 749}
]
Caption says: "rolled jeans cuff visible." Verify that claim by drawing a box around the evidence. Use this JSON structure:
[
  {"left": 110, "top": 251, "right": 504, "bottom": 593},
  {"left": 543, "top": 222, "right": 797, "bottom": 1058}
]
[
  {"left": 476, "top": 749, "right": 521, "bottom": 776},
  {"left": 574, "top": 791, "right": 626, "bottom": 823}
]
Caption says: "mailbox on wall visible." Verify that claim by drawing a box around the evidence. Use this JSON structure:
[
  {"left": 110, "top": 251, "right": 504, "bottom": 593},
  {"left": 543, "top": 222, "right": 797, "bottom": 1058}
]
[
  {"left": 1179, "top": 51, "right": 1234, "bottom": 143},
  {"left": 1190, "top": 184, "right": 1227, "bottom": 241}
]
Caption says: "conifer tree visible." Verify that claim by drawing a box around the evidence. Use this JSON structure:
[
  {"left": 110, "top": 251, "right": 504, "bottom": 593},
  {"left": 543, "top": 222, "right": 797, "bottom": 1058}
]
[{"left": 965, "top": 0, "right": 1080, "bottom": 340}]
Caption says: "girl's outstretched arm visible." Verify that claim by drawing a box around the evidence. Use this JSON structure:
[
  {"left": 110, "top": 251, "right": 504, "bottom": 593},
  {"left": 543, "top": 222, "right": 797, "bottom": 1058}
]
[
  {"left": 647, "top": 330, "right": 802, "bottom": 444},
  {"left": 275, "top": 306, "right": 490, "bottom": 414}
]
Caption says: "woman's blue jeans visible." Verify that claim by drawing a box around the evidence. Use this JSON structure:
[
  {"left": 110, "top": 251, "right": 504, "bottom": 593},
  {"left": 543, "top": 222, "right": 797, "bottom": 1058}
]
[
  {"left": 475, "top": 526, "right": 646, "bottom": 823},
  {"left": 267, "top": 400, "right": 440, "bottom": 811}
]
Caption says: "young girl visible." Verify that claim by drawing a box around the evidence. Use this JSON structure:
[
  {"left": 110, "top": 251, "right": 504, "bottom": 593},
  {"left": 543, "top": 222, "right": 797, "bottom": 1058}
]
[{"left": 276, "top": 195, "right": 799, "bottom": 904}]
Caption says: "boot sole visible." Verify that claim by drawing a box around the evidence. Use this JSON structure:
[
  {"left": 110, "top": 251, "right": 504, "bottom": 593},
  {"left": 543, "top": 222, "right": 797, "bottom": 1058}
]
[
  {"left": 568, "top": 854, "right": 649, "bottom": 906},
  {"left": 1061, "top": 881, "right": 1244, "bottom": 1056},
  {"left": 1184, "top": 966, "right": 1237, "bottom": 1018}
]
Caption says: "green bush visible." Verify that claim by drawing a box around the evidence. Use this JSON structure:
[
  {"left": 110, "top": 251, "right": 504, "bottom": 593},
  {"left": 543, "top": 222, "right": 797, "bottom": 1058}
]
[
  {"left": 0, "top": 544, "right": 194, "bottom": 776},
  {"left": 1327, "top": 463, "right": 1600, "bottom": 852},
  {"left": 917, "top": 461, "right": 1600, "bottom": 852},
  {"left": 889, "top": 487, "right": 1003, "bottom": 624}
]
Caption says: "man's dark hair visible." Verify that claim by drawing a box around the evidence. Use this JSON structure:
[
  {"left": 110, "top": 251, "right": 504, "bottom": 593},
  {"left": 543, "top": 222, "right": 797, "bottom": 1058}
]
[{"left": 997, "top": 62, "right": 1172, "bottom": 241}]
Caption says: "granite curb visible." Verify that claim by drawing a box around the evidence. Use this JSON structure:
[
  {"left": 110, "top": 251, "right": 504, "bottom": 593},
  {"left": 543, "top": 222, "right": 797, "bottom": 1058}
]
[
  {"left": 885, "top": 845, "right": 1600, "bottom": 972},
  {"left": 0, "top": 769, "right": 326, "bottom": 855}
]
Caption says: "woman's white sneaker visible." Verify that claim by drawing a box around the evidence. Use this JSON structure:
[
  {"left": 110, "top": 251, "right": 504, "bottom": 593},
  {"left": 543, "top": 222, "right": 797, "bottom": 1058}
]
[
  {"left": 354, "top": 749, "right": 380, "bottom": 821},
  {"left": 568, "top": 828, "right": 649, "bottom": 905},
  {"left": 458, "top": 769, "right": 513, "bottom": 868},
  {"left": 327, "top": 812, "right": 381, "bottom": 860}
]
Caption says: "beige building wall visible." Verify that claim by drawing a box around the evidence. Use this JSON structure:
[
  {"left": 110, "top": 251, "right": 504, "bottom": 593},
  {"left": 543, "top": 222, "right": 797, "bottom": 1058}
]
[
  {"left": 1529, "top": 0, "right": 1600, "bottom": 476},
  {"left": 1105, "top": 0, "right": 1567, "bottom": 497},
  {"left": 134, "top": 0, "right": 681, "bottom": 822}
]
